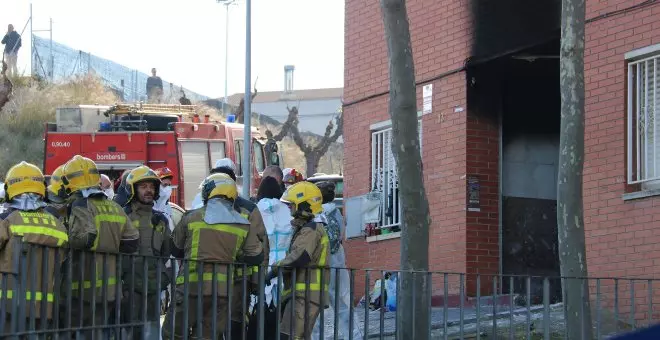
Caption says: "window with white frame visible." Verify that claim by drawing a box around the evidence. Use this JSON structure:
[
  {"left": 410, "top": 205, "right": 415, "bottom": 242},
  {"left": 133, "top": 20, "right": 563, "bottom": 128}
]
[
  {"left": 627, "top": 45, "right": 660, "bottom": 188},
  {"left": 370, "top": 119, "right": 422, "bottom": 230}
]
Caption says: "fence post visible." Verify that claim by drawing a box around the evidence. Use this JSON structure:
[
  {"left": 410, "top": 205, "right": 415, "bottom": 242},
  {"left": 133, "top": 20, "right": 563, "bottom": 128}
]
[{"left": 10, "top": 236, "right": 26, "bottom": 337}]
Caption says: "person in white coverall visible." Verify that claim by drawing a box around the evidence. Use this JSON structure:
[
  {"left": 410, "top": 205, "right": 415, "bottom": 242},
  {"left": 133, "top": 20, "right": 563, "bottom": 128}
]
[
  {"left": 256, "top": 176, "right": 293, "bottom": 305},
  {"left": 153, "top": 167, "right": 178, "bottom": 317},
  {"left": 312, "top": 181, "right": 363, "bottom": 340},
  {"left": 191, "top": 158, "right": 242, "bottom": 209}
]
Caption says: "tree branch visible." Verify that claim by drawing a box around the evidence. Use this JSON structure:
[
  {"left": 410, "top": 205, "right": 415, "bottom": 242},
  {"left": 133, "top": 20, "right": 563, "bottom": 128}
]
[
  {"left": 287, "top": 107, "right": 312, "bottom": 154},
  {"left": 312, "top": 111, "right": 343, "bottom": 157},
  {"left": 266, "top": 104, "right": 298, "bottom": 141},
  {"left": 234, "top": 82, "right": 259, "bottom": 123}
]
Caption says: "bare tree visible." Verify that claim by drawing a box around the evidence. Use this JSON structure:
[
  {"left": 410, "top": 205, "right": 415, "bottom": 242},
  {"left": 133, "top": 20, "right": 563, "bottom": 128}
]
[
  {"left": 558, "top": 0, "right": 592, "bottom": 338},
  {"left": 380, "top": 0, "right": 430, "bottom": 339},
  {"left": 234, "top": 83, "right": 258, "bottom": 123},
  {"left": 265, "top": 104, "right": 299, "bottom": 142},
  {"left": 267, "top": 106, "right": 343, "bottom": 176}
]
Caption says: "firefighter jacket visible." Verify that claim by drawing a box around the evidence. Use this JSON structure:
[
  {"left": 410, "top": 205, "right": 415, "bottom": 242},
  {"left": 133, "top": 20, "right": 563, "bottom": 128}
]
[
  {"left": 123, "top": 200, "right": 172, "bottom": 294},
  {"left": 275, "top": 218, "right": 330, "bottom": 307},
  {"left": 234, "top": 196, "right": 270, "bottom": 285},
  {"left": 0, "top": 208, "right": 69, "bottom": 319},
  {"left": 171, "top": 200, "right": 264, "bottom": 297},
  {"left": 45, "top": 204, "right": 67, "bottom": 226},
  {"left": 66, "top": 193, "right": 139, "bottom": 302}
]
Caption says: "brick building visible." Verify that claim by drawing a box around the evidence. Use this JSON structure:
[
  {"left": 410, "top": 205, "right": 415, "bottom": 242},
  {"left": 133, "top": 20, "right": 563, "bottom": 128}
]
[{"left": 342, "top": 0, "right": 660, "bottom": 315}]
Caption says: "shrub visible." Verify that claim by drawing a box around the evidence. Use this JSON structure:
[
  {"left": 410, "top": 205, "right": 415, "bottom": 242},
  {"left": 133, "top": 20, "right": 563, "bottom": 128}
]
[{"left": 0, "top": 75, "right": 118, "bottom": 177}]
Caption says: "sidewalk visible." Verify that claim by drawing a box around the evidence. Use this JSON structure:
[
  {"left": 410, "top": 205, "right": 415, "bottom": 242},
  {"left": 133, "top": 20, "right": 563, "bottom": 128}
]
[{"left": 159, "top": 302, "right": 623, "bottom": 339}]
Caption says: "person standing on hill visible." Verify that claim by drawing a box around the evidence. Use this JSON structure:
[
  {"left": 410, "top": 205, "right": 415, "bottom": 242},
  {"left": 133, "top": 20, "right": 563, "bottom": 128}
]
[
  {"left": 146, "top": 68, "right": 163, "bottom": 103},
  {"left": 1, "top": 24, "right": 21, "bottom": 77}
]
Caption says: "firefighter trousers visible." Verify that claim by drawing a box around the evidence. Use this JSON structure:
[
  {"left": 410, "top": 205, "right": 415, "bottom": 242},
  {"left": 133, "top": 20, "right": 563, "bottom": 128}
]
[
  {"left": 162, "top": 294, "right": 228, "bottom": 340},
  {"left": 2, "top": 316, "right": 48, "bottom": 340},
  {"left": 281, "top": 298, "right": 321, "bottom": 340},
  {"left": 63, "top": 300, "right": 116, "bottom": 340},
  {"left": 230, "top": 281, "right": 252, "bottom": 338},
  {"left": 121, "top": 291, "right": 161, "bottom": 340}
]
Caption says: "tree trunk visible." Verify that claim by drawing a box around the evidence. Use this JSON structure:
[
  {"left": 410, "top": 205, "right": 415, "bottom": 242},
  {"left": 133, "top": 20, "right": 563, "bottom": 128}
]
[
  {"left": 380, "top": 0, "right": 430, "bottom": 339},
  {"left": 305, "top": 153, "right": 320, "bottom": 177},
  {"left": 558, "top": 0, "right": 592, "bottom": 338}
]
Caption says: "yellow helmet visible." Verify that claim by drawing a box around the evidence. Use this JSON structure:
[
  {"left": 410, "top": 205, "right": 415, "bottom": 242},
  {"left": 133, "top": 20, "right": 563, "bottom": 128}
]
[
  {"left": 281, "top": 181, "right": 323, "bottom": 218},
  {"left": 62, "top": 155, "right": 101, "bottom": 194},
  {"left": 47, "top": 165, "right": 67, "bottom": 203},
  {"left": 126, "top": 166, "right": 161, "bottom": 202},
  {"left": 201, "top": 173, "right": 238, "bottom": 202},
  {"left": 5, "top": 161, "right": 46, "bottom": 200}
]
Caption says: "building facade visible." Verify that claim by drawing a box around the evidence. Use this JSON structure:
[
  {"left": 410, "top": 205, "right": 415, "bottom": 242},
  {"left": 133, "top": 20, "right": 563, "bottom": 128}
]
[
  {"left": 225, "top": 88, "right": 343, "bottom": 138},
  {"left": 224, "top": 66, "right": 343, "bottom": 138},
  {"left": 343, "top": 0, "right": 660, "bottom": 317}
]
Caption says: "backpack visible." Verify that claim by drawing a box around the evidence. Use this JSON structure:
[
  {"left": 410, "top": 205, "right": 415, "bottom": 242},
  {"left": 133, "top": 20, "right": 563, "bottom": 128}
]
[{"left": 325, "top": 208, "right": 342, "bottom": 255}]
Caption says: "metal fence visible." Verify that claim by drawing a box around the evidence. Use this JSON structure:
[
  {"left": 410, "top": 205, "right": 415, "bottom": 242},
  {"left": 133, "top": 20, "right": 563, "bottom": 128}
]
[
  {"left": 1, "top": 236, "right": 659, "bottom": 339},
  {"left": 31, "top": 35, "right": 209, "bottom": 104}
]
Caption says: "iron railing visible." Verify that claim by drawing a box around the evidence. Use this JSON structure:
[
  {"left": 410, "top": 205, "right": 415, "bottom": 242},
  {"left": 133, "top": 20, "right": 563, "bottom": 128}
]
[
  {"left": 1, "top": 237, "right": 659, "bottom": 339},
  {"left": 627, "top": 53, "right": 660, "bottom": 185}
]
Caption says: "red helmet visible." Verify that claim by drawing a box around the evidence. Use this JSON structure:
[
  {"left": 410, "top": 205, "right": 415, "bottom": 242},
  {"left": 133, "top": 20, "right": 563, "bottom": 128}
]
[
  {"left": 282, "top": 168, "right": 304, "bottom": 185},
  {"left": 154, "top": 167, "right": 174, "bottom": 180}
]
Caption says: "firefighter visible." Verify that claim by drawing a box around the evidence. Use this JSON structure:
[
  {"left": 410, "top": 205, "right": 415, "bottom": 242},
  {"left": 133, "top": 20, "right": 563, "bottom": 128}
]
[
  {"left": 163, "top": 172, "right": 264, "bottom": 339},
  {"left": 0, "top": 161, "right": 69, "bottom": 335},
  {"left": 267, "top": 181, "right": 330, "bottom": 340},
  {"left": 45, "top": 165, "right": 69, "bottom": 224},
  {"left": 112, "top": 169, "right": 133, "bottom": 207},
  {"left": 153, "top": 166, "right": 174, "bottom": 218},
  {"left": 282, "top": 168, "right": 304, "bottom": 189},
  {"left": 121, "top": 166, "right": 172, "bottom": 340},
  {"left": 205, "top": 158, "right": 270, "bottom": 339},
  {"left": 60, "top": 155, "right": 140, "bottom": 339}
]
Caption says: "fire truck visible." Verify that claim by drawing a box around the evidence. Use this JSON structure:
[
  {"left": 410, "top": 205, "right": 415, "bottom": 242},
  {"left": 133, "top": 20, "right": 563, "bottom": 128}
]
[{"left": 43, "top": 103, "right": 281, "bottom": 209}]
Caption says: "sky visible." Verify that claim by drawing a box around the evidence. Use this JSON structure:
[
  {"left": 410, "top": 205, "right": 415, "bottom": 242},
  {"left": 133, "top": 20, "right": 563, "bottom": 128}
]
[{"left": 1, "top": 0, "right": 345, "bottom": 98}]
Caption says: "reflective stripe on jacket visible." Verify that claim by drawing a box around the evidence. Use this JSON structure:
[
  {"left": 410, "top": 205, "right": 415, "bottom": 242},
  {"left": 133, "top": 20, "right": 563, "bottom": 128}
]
[
  {"left": 172, "top": 205, "right": 264, "bottom": 296},
  {"left": 277, "top": 219, "right": 330, "bottom": 306},
  {"left": 66, "top": 195, "right": 139, "bottom": 302},
  {"left": 0, "top": 209, "right": 69, "bottom": 319}
]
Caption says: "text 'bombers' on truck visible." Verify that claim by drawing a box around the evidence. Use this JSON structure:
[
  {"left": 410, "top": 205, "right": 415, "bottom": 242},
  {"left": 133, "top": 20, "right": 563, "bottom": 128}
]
[{"left": 43, "top": 103, "right": 281, "bottom": 209}]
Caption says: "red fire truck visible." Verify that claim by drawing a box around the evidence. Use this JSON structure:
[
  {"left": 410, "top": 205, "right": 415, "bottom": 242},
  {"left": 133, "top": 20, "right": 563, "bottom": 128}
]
[{"left": 43, "top": 103, "right": 281, "bottom": 209}]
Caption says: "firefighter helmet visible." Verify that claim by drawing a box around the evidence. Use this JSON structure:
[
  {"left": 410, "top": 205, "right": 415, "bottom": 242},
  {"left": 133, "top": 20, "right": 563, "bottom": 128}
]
[
  {"left": 282, "top": 168, "right": 304, "bottom": 185},
  {"left": 62, "top": 155, "right": 101, "bottom": 194},
  {"left": 154, "top": 167, "right": 174, "bottom": 180},
  {"left": 5, "top": 161, "right": 46, "bottom": 200},
  {"left": 201, "top": 173, "right": 238, "bottom": 202},
  {"left": 126, "top": 166, "right": 161, "bottom": 202},
  {"left": 281, "top": 181, "right": 323, "bottom": 218},
  {"left": 47, "top": 165, "right": 67, "bottom": 203}
]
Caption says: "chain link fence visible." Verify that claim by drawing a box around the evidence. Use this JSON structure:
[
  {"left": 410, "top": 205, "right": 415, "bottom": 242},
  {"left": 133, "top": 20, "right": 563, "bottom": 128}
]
[{"left": 32, "top": 35, "right": 209, "bottom": 104}]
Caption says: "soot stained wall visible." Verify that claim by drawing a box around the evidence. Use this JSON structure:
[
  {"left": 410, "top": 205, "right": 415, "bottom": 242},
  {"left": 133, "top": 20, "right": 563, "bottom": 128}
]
[{"left": 470, "top": 0, "right": 561, "bottom": 58}]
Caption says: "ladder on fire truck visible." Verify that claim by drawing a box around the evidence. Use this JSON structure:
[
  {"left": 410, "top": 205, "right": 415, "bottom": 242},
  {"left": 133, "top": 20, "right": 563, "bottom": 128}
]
[{"left": 103, "top": 103, "right": 199, "bottom": 131}]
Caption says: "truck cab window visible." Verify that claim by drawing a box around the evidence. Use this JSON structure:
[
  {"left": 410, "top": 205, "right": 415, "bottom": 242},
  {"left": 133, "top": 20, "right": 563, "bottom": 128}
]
[
  {"left": 234, "top": 140, "right": 243, "bottom": 176},
  {"left": 253, "top": 140, "right": 265, "bottom": 172}
]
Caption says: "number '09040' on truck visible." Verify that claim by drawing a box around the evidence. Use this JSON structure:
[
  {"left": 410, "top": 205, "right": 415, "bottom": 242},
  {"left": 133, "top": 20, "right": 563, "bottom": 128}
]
[{"left": 43, "top": 103, "right": 282, "bottom": 209}]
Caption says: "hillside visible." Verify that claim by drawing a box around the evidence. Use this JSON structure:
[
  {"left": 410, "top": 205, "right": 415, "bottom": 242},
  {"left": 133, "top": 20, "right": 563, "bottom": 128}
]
[{"left": 0, "top": 75, "right": 343, "bottom": 177}]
